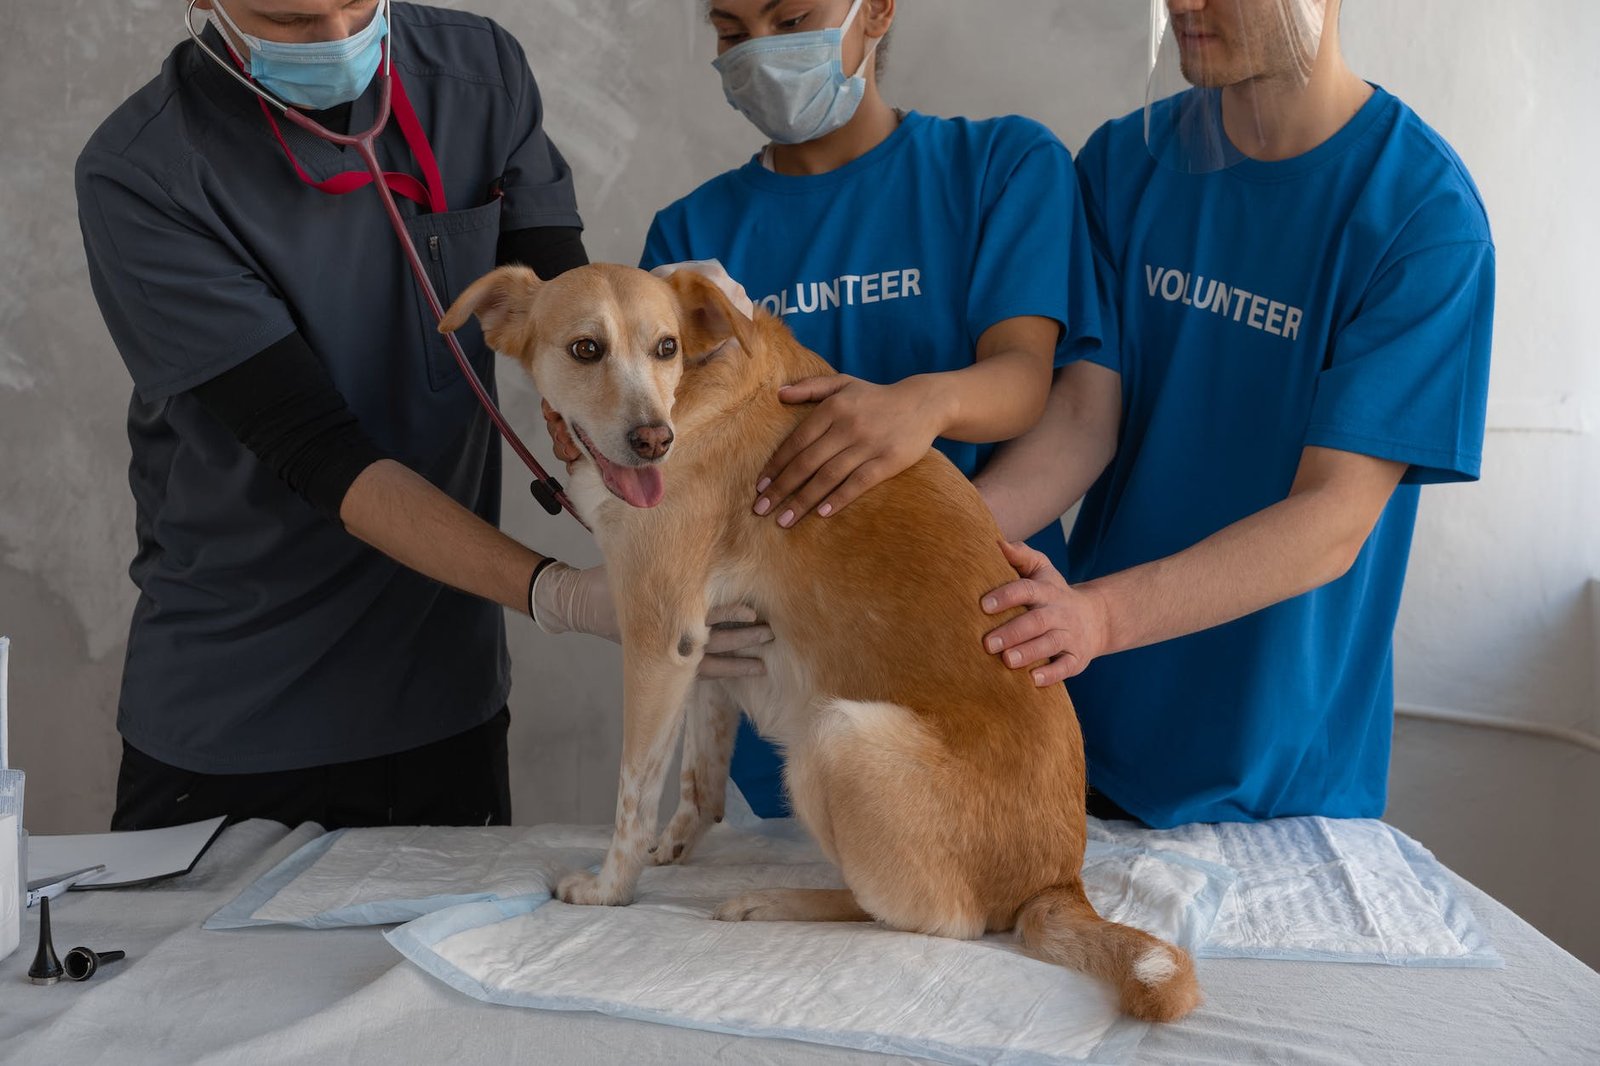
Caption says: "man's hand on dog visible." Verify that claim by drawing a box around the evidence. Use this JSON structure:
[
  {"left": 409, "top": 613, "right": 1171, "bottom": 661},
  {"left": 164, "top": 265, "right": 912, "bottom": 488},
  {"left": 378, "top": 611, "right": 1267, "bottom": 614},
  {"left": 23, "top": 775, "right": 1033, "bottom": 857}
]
[
  {"left": 981, "top": 540, "right": 1111, "bottom": 686},
  {"left": 528, "top": 544, "right": 772, "bottom": 679},
  {"left": 755, "top": 374, "right": 942, "bottom": 526}
]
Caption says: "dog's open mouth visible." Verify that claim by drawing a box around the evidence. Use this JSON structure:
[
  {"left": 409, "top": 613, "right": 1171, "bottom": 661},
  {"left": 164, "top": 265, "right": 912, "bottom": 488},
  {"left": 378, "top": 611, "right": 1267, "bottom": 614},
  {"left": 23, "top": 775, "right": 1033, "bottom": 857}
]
[{"left": 572, "top": 422, "right": 665, "bottom": 509}]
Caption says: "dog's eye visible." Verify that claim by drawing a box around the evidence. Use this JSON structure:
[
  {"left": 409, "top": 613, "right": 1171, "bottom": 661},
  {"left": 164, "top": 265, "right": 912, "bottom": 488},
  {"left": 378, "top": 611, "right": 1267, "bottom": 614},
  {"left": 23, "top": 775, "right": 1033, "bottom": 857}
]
[
  {"left": 568, "top": 338, "right": 603, "bottom": 363},
  {"left": 656, "top": 337, "right": 679, "bottom": 360}
]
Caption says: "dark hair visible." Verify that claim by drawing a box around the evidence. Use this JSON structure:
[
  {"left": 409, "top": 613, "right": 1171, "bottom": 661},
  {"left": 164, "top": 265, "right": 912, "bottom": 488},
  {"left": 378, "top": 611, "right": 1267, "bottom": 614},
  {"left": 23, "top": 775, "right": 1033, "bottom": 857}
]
[{"left": 703, "top": 2, "right": 894, "bottom": 79}]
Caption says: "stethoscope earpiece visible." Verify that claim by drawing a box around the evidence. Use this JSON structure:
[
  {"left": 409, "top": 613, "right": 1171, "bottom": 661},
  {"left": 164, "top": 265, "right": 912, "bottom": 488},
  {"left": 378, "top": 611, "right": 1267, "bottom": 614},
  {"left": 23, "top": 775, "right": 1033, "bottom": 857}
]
[{"left": 64, "top": 945, "right": 128, "bottom": 982}]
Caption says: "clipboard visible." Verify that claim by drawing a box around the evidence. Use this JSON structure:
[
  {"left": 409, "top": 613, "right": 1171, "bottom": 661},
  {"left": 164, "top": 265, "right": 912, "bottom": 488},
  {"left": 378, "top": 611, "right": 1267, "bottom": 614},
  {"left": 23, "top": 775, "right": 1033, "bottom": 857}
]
[{"left": 26, "top": 816, "right": 228, "bottom": 890}]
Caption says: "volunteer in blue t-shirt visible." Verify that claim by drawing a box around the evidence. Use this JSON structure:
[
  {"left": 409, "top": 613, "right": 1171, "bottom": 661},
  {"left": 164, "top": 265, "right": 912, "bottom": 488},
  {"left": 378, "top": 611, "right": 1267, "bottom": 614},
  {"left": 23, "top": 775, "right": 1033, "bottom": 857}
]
[
  {"left": 974, "top": 0, "right": 1494, "bottom": 828},
  {"left": 572, "top": 0, "right": 1101, "bottom": 816}
]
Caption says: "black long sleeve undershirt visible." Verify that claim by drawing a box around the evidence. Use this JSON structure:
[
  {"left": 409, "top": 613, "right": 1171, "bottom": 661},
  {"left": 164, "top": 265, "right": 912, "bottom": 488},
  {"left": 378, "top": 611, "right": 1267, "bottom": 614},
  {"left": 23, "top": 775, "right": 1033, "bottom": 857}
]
[{"left": 189, "top": 226, "right": 588, "bottom": 520}]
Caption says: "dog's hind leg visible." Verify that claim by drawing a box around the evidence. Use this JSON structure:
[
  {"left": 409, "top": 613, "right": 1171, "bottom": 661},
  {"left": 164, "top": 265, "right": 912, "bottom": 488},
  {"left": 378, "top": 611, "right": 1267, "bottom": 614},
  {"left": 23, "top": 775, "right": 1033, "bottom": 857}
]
[
  {"left": 786, "top": 699, "right": 989, "bottom": 941},
  {"left": 653, "top": 681, "right": 739, "bottom": 866},
  {"left": 713, "top": 888, "right": 871, "bottom": 923}
]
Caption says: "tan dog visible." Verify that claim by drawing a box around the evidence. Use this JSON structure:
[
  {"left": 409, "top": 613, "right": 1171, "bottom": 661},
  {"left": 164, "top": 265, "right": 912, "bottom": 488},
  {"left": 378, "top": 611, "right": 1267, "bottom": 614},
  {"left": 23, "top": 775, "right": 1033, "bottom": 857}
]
[{"left": 441, "top": 263, "right": 1200, "bottom": 1022}]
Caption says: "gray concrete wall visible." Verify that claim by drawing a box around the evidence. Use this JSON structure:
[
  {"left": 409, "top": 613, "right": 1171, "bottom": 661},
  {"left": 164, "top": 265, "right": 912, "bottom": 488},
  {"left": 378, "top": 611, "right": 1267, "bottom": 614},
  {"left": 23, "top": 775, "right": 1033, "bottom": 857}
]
[{"left": 1, "top": 1, "right": 1595, "bottom": 966}]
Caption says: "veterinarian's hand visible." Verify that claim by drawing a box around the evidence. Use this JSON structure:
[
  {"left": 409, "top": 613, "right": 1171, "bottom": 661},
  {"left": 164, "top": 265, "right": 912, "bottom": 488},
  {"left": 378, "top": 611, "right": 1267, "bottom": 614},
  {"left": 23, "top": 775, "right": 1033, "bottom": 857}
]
[
  {"left": 755, "top": 375, "right": 941, "bottom": 526},
  {"left": 532, "top": 564, "right": 771, "bottom": 678},
  {"left": 981, "top": 540, "right": 1111, "bottom": 686},
  {"left": 542, "top": 399, "right": 582, "bottom": 469},
  {"left": 700, "top": 604, "right": 774, "bottom": 678},
  {"left": 531, "top": 562, "right": 619, "bottom": 640}
]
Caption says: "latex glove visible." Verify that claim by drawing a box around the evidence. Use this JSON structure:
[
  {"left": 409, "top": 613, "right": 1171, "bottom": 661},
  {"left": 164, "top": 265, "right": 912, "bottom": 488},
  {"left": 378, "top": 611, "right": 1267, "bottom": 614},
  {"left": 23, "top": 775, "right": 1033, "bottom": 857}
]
[
  {"left": 532, "top": 562, "right": 619, "bottom": 641},
  {"left": 700, "top": 603, "right": 774, "bottom": 679},
  {"left": 754, "top": 374, "right": 942, "bottom": 527},
  {"left": 979, "top": 541, "right": 1111, "bottom": 686},
  {"left": 532, "top": 563, "right": 772, "bottom": 678},
  {"left": 649, "top": 258, "right": 756, "bottom": 318}
]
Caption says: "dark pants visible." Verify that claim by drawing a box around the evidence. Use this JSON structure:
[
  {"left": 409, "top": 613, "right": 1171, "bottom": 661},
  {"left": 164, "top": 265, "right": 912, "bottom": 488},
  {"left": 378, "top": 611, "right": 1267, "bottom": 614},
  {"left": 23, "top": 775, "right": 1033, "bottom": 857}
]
[
  {"left": 1085, "top": 786, "right": 1143, "bottom": 824},
  {"left": 112, "top": 707, "right": 512, "bottom": 831}
]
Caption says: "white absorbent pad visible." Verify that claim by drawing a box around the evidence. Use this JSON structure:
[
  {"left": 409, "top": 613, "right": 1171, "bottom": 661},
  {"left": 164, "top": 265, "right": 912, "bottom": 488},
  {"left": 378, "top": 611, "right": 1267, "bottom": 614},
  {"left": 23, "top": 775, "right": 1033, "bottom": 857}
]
[
  {"left": 1088, "top": 816, "right": 1501, "bottom": 967},
  {"left": 205, "top": 824, "right": 610, "bottom": 929},
  {"left": 208, "top": 813, "right": 1499, "bottom": 969},
  {"left": 384, "top": 823, "right": 1230, "bottom": 1066}
]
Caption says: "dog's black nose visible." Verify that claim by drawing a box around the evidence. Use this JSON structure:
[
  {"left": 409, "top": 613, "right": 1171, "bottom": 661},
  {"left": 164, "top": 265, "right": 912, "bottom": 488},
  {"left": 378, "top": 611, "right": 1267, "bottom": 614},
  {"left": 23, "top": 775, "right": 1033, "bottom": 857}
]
[{"left": 628, "top": 423, "right": 674, "bottom": 460}]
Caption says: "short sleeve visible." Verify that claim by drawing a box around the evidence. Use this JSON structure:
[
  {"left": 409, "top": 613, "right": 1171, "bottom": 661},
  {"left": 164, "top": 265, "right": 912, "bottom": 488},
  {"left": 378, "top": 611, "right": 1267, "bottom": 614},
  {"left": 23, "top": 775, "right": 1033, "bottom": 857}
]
[
  {"left": 493, "top": 25, "right": 583, "bottom": 232},
  {"left": 1071, "top": 124, "right": 1122, "bottom": 374},
  {"left": 1304, "top": 240, "right": 1494, "bottom": 484},
  {"left": 966, "top": 130, "right": 1103, "bottom": 368},
  {"left": 638, "top": 209, "right": 688, "bottom": 272},
  {"left": 76, "top": 149, "right": 297, "bottom": 403}
]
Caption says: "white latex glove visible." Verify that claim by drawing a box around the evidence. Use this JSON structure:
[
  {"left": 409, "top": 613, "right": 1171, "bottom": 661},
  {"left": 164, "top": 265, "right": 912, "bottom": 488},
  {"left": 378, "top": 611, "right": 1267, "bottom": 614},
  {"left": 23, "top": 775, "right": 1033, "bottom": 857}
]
[
  {"left": 532, "top": 563, "right": 772, "bottom": 678},
  {"left": 650, "top": 259, "right": 756, "bottom": 319},
  {"left": 531, "top": 562, "right": 619, "bottom": 641}
]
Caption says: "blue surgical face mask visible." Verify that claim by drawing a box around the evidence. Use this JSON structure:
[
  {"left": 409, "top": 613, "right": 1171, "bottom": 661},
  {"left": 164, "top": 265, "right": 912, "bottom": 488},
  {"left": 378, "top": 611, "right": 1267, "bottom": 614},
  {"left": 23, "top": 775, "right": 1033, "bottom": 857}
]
[
  {"left": 712, "top": 0, "right": 883, "bottom": 145},
  {"left": 211, "top": 0, "right": 388, "bottom": 111}
]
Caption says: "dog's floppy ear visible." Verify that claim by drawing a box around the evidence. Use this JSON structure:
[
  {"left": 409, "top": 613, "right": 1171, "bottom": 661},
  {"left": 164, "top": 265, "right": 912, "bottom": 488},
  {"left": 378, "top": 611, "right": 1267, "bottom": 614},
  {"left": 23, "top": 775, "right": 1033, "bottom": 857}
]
[
  {"left": 439, "top": 265, "right": 542, "bottom": 350},
  {"left": 667, "top": 269, "right": 757, "bottom": 362}
]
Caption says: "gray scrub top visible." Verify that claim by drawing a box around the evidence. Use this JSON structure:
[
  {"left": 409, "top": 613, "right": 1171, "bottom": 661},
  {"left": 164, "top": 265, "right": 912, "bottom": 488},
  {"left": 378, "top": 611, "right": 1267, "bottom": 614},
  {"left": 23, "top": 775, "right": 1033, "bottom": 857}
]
[{"left": 75, "top": 4, "right": 582, "bottom": 773}]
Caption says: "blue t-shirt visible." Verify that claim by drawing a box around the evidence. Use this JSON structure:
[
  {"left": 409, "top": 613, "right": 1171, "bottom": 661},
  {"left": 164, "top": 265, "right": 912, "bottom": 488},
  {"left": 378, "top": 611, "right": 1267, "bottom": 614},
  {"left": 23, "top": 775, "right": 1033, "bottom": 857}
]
[
  {"left": 1068, "top": 87, "right": 1493, "bottom": 827},
  {"left": 643, "top": 111, "right": 1102, "bottom": 815}
]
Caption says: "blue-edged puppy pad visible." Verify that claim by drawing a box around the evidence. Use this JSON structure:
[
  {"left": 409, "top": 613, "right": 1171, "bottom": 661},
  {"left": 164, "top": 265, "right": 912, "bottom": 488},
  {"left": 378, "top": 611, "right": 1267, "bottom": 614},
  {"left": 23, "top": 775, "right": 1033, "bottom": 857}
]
[
  {"left": 1087, "top": 816, "right": 1501, "bottom": 967},
  {"left": 385, "top": 836, "right": 1232, "bottom": 1066},
  {"left": 204, "top": 824, "right": 610, "bottom": 930}
]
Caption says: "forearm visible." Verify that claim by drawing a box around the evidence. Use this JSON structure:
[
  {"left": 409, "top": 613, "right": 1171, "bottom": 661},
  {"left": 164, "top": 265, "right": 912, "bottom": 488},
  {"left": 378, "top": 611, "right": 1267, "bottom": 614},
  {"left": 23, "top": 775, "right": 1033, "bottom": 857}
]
[
  {"left": 918, "top": 348, "right": 1052, "bottom": 444},
  {"left": 339, "top": 459, "right": 542, "bottom": 614},
  {"left": 973, "top": 359, "right": 1120, "bottom": 541},
  {"left": 1082, "top": 488, "right": 1370, "bottom": 657}
]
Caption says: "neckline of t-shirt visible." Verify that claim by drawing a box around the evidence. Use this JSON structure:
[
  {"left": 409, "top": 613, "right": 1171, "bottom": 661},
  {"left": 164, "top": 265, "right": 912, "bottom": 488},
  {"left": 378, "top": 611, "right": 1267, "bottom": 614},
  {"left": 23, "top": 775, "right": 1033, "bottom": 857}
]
[
  {"left": 735, "top": 111, "right": 926, "bottom": 194},
  {"left": 1225, "top": 83, "right": 1396, "bottom": 183}
]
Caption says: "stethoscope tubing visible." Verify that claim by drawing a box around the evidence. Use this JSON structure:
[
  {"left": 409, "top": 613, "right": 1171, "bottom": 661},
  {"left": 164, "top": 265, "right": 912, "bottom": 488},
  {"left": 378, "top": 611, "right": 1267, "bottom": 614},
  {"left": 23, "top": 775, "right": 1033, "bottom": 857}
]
[{"left": 183, "top": 0, "right": 582, "bottom": 525}]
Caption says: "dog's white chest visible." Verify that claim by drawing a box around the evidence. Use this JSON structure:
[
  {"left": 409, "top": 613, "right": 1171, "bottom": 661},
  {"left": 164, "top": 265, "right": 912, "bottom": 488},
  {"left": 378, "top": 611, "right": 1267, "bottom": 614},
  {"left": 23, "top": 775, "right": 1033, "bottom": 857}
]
[{"left": 567, "top": 462, "right": 617, "bottom": 531}]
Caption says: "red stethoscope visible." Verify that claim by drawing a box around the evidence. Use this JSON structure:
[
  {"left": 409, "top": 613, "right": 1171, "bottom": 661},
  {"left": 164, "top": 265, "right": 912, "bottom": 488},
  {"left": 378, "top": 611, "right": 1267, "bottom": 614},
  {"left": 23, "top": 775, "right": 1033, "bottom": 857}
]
[{"left": 183, "top": 0, "right": 580, "bottom": 524}]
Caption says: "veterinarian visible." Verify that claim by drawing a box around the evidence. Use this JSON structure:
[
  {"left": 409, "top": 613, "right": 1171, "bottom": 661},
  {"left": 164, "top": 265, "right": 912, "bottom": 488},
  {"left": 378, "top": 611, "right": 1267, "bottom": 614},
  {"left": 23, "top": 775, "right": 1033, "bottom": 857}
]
[
  {"left": 973, "top": 0, "right": 1494, "bottom": 828},
  {"left": 544, "top": 0, "right": 1104, "bottom": 818},
  {"left": 75, "top": 0, "right": 766, "bottom": 832}
]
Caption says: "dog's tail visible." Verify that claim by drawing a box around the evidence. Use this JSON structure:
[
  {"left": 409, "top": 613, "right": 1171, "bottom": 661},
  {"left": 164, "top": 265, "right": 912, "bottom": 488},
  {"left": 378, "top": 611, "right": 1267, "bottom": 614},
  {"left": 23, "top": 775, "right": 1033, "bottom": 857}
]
[{"left": 1015, "top": 881, "right": 1201, "bottom": 1023}]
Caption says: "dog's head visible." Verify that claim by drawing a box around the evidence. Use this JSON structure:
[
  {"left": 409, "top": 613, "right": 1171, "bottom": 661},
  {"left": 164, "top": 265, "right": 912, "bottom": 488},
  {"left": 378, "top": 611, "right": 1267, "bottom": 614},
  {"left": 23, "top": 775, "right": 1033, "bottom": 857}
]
[{"left": 440, "top": 263, "right": 755, "bottom": 508}]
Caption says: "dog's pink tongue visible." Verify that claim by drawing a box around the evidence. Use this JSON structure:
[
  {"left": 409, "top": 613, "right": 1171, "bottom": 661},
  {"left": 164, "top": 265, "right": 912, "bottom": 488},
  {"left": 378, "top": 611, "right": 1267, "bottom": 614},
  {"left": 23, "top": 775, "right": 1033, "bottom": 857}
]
[{"left": 602, "top": 460, "right": 666, "bottom": 509}]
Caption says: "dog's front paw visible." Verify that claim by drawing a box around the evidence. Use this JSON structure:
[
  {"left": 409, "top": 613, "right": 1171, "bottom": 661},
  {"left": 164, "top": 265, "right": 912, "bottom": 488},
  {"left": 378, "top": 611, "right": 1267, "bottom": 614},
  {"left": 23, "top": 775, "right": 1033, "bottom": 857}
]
[{"left": 557, "top": 870, "right": 632, "bottom": 907}]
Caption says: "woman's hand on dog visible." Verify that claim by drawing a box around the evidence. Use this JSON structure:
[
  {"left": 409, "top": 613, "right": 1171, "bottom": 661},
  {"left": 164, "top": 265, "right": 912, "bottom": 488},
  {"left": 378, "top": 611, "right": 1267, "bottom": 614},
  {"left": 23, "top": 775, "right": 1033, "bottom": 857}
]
[
  {"left": 981, "top": 540, "right": 1111, "bottom": 686},
  {"left": 755, "top": 374, "right": 943, "bottom": 526}
]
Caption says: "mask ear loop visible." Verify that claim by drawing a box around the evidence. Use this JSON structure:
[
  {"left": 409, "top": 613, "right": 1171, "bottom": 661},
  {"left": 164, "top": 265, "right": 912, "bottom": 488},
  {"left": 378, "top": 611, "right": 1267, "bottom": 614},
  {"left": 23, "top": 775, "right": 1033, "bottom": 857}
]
[
  {"left": 184, "top": 0, "right": 291, "bottom": 113},
  {"left": 839, "top": 0, "right": 884, "bottom": 80}
]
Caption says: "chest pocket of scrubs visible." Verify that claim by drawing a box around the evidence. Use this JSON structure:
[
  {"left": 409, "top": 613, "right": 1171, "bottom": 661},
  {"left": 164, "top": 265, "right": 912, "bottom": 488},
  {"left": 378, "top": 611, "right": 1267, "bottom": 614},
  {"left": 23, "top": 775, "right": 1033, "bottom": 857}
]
[{"left": 405, "top": 197, "right": 504, "bottom": 392}]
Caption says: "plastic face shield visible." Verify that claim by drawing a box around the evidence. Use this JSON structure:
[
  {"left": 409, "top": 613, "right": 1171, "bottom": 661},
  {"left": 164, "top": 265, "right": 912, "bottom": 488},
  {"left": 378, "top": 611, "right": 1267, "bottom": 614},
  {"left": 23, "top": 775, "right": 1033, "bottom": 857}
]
[{"left": 1145, "top": 0, "right": 1331, "bottom": 173}]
